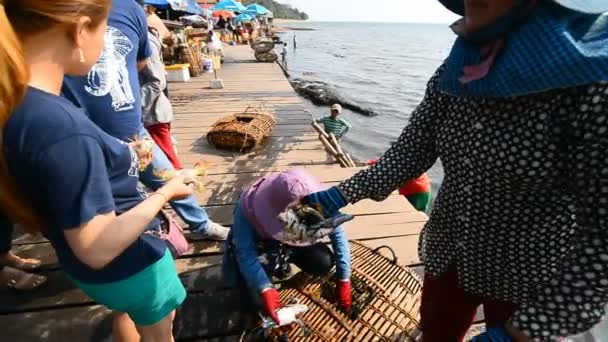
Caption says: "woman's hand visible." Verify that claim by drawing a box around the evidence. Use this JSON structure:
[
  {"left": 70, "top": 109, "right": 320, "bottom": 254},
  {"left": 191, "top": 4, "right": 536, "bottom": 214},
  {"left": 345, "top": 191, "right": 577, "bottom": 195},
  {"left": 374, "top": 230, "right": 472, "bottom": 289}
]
[
  {"left": 129, "top": 140, "right": 154, "bottom": 171},
  {"left": 299, "top": 186, "right": 348, "bottom": 218},
  {"left": 157, "top": 173, "right": 194, "bottom": 201}
]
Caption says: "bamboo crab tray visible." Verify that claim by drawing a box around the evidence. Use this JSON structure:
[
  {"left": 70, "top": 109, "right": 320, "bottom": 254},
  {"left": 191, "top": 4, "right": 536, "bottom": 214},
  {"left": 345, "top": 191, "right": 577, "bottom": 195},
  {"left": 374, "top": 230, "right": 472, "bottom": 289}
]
[
  {"left": 275, "top": 241, "right": 423, "bottom": 342},
  {"left": 207, "top": 107, "right": 276, "bottom": 152}
]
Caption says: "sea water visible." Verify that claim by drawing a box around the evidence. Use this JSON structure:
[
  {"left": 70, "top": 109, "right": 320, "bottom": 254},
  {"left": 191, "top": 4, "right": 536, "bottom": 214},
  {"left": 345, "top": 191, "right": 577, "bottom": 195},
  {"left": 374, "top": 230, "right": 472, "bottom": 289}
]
[{"left": 281, "top": 21, "right": 456, "bottom": 195}]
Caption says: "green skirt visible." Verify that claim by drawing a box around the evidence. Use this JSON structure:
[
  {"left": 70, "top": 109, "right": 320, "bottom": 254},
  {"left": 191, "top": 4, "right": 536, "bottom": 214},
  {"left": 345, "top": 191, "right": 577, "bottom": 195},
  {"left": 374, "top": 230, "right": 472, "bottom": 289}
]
[{"left": 69, "top": 250, "right": 186, "bottom": 326}]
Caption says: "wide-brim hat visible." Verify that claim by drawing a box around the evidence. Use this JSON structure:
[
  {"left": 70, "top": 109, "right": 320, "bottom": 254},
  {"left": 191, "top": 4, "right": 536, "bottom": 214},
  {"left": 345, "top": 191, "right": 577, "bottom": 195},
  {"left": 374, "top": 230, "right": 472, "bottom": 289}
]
[
  {"left": 249, "top": 169, "right": 328, "bottom": 246},
  {"left": 438, "top": 0, "right": 608, "bottom": 15}
]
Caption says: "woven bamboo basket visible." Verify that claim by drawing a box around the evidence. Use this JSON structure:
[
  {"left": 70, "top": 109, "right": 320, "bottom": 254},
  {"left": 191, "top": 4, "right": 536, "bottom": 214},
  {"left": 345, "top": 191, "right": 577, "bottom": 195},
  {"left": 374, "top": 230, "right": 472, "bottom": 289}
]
[
  {"left": 251, "top": 39, "right": 275, "bottom": 53},
  {"left": 207, "top": 107, "right": 276, "bottom": 152},
  {"left": 183, "top": 46, "right": 202, "bottom": 77},
  {"left": 255, "top": 50, "right": 278, "bottom": 63},
  {"left": 247, "top": 241, "right": 423, "bottom": 342}
]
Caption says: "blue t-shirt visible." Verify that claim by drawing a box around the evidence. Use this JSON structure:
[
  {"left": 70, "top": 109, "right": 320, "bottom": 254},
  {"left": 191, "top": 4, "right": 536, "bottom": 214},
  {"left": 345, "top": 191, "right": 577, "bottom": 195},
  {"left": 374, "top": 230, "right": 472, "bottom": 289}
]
[
  {"left": 3, "top": 87, "right": 165, "bottom": 284},
  {"left": 62, "top": 0, "right": 152, "bottom": 141}
]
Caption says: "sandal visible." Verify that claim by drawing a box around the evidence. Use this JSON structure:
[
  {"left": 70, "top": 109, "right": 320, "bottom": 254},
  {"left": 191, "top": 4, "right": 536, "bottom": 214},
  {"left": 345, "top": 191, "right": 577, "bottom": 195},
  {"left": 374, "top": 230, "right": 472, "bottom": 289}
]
[
  {"left": 0, "top": 252, "right": 42, "bottom": 271},
  {"left": 0, "top": 266, "right": 47, "bottom": 291}
]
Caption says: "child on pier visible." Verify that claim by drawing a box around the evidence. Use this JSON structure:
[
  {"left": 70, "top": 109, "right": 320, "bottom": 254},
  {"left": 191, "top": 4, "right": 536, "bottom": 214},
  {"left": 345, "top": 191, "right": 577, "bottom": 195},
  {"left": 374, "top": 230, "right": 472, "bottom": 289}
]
[
  {"left": 222, "top": 169, "right": 352, "bottom": 323},
  {"left": 316, "top": 104, "right": 352, "bottom": 140},
  {"left": 281, "top": 42, "right": 288, "bottom": 69}
]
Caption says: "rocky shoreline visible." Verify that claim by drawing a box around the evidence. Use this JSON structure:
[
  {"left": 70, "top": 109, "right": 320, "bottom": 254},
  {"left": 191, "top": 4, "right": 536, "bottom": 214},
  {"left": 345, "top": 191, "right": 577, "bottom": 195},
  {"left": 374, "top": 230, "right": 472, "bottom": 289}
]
[{"left": 290, "top": 78, "right": 379, "bottom": 117}]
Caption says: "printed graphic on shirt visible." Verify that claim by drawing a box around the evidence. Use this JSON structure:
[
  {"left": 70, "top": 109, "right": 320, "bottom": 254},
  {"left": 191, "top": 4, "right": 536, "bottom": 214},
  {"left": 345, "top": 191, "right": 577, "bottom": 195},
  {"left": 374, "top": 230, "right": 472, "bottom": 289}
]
[
  {"left": 85, "top": 26, "right": 135, "bottom": 112},
  {"left": 127, "top": 145, "right": 139, "bottom": 178},
  {"left": 136, "top": 184, "right": 149, "bottom": 200}
]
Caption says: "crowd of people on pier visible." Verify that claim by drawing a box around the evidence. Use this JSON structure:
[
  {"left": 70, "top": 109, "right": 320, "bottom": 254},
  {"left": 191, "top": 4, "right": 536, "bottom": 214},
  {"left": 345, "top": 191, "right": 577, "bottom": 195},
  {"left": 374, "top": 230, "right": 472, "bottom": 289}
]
[{"left": 1, "top": 0, "right": 608, "bottom": 341}]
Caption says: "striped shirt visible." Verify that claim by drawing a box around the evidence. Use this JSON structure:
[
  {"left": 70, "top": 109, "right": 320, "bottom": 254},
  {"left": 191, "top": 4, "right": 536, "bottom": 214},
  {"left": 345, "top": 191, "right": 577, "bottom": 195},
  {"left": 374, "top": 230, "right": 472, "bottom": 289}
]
[{"left": 317, "top": 116, "right": 352, "bottom": 139}]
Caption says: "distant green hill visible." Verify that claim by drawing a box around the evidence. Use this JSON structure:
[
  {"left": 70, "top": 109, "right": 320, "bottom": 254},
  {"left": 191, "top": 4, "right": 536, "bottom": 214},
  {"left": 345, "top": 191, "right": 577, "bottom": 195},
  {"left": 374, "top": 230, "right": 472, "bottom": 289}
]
[{"left": 242, "top": 0, "right": 309, "bottom": 20}]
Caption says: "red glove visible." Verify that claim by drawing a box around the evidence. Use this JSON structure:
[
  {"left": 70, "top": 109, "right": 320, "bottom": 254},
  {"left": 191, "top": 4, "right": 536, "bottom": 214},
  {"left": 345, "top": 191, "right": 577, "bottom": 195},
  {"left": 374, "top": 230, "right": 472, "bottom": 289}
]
[
  {"left": 336, "top": 279, "right": 352, "bottom": 313},
  {"left": 261, "top": 288, "right": 282, "bottom": 324}
]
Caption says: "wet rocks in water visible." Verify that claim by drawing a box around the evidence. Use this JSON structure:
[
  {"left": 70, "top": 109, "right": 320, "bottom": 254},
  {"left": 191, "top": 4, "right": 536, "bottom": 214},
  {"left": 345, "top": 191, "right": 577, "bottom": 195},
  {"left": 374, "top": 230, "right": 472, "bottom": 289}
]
[
  {"left": 255, "top": 50, "right": 278, "bottom": 63},
  {"left": 290, "top": 78, "right": 378, "bottom": 117}
]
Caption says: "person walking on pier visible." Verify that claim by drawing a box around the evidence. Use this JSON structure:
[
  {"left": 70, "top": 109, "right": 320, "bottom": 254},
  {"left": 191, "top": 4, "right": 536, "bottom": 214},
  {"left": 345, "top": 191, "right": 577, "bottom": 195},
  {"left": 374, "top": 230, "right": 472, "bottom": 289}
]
[
  {"left": 316, "top": 104, "right": 352, "bottom": 140},
  {"left": 0, "top": 0, "right": 191, "bottom": 340},
  {"left": 294, "top": 0, "right": 608, "bottom": 341},
  {"left": 140, "top": 27, "right": 182, "bottom": 170},
  {"left": 62, "top": 0, "right": 229, "bottom": 243},
  {"left": 281, "top": 42, "right": 288, "bottom": 70}
]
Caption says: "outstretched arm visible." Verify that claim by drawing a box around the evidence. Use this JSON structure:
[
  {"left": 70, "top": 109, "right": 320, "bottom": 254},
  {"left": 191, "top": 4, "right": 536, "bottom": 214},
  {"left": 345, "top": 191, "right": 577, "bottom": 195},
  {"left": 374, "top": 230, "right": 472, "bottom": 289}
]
[{"left": 338, "top": 84, "right": 441, "bottom": 204}]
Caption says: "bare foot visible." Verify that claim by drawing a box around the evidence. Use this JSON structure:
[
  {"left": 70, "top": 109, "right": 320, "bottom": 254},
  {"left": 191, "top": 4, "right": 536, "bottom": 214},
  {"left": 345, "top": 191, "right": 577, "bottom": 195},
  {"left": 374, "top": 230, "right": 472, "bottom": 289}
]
[
  {"left": 0, "top": 266, "right": 47, "bottom": 291},
  {"left": 0, "top": 251, "right": 42, "bottom": 271}
]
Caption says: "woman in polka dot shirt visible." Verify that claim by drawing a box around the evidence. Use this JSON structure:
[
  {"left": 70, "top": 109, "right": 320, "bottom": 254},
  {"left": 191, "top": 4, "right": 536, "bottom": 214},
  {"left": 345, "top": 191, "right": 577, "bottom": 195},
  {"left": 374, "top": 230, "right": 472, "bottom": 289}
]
[{"left": 297, "top": 0, "right": 608, "bottom": 341}]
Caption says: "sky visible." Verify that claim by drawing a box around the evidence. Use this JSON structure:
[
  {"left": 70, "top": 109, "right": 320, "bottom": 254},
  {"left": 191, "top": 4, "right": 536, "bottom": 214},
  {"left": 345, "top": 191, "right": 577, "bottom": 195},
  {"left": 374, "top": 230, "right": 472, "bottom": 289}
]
[{"left": 277, "top": 0, "right": 460, "bottom": 23}]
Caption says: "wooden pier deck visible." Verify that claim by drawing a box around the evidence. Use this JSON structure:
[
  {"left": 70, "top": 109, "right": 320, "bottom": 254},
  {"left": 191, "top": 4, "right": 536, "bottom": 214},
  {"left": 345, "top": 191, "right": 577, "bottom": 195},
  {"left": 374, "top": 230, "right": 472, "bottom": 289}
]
[{"left": 0, "top": 45, "right": 427, "bottom": 341}]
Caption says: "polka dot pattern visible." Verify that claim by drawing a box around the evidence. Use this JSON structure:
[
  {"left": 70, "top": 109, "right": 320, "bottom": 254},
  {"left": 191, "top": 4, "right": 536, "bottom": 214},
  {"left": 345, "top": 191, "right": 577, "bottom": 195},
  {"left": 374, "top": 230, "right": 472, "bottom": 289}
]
[{"left": 339, "top": 68, "right": 608, "bottom": 340}]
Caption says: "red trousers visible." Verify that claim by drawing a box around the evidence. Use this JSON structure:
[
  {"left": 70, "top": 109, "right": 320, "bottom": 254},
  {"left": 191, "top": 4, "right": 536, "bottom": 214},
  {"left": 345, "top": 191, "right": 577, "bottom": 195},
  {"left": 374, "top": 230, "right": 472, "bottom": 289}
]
[
  {"left": 146, "top": 123, "right": 182, "bottom": 170},
  {"left": 420, "top": 268, "right": 518, "bottom": 342}
]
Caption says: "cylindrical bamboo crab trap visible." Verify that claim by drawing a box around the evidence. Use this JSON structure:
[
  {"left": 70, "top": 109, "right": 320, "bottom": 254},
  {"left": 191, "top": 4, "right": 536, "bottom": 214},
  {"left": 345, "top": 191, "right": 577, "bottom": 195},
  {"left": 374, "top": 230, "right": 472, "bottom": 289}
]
[
  {"left": 207, "top": 107, "right": 276, "bottom": 152},
  {"left": 272, "top": 241, "right": 423, "bottom": 342}
]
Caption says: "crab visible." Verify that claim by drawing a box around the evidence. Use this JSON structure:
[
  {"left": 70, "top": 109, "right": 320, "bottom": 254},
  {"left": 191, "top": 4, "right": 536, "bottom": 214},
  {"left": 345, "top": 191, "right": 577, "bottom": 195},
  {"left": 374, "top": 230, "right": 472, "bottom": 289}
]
[
  {"left": 130, "top": 136, "right": 155, "bottom": 172},
  {"left": 153, "top": 161, "right": 209, "bottom": 192},
  {"left": 277, "top": 204, "right": 354, "bottom": 243}
]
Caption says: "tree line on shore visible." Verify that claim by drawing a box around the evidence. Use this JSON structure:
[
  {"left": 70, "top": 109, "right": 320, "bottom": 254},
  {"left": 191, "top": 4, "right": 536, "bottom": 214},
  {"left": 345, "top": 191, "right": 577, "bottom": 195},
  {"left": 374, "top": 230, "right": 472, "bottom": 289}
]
[{"left": 242, "top": 0, "right": 309, "bottom": 20}]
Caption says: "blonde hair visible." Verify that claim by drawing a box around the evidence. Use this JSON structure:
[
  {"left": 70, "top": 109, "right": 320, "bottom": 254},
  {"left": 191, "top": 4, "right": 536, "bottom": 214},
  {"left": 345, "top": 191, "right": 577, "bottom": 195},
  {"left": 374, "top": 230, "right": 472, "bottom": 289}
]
[{"left": 0, "top": 0, "right": 110, "bottom": 232}]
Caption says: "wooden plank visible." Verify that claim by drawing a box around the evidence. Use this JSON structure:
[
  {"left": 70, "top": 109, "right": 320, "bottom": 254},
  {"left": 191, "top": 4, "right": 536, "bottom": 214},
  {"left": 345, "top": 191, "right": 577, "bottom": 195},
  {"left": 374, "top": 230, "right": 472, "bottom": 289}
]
[
  {"left": 11, "top": 208, "right": 423, "bottom": 270},
  {"left": 0, "top": 290, "right": 256, "bottom": 342},
  {"left": 0, "top": 255, "right": 224, "bottom": 314},
  {"left": 203, "top": 194, "right": 417, "bottom": 224}
]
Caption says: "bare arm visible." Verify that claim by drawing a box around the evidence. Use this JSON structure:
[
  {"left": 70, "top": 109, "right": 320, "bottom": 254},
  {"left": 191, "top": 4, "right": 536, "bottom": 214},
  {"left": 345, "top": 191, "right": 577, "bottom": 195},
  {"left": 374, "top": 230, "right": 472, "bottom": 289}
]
[
  {"left": 64, "top": 192, "right": 167, "bottom": 269},
  {"left": 38, "top": 136, "right": 195, "bottom": 270},
  {"left": 338, "top": 76, "right": 442, "bottom": 203}
]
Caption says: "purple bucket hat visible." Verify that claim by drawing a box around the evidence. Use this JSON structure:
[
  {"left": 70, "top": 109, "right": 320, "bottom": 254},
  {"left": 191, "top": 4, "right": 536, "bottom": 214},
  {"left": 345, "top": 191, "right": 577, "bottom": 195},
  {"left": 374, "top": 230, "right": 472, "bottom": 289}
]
[{"left": 239, "top": 169, "right": 329, "bottom": 246}]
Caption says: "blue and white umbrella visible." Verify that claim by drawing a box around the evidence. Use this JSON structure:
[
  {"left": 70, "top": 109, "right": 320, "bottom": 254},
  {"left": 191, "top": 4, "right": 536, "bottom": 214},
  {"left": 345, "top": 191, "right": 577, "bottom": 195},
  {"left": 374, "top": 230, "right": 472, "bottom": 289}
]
[
  {"left": 212, "top": 0, "right": 247, "bottom": 13},
  {"left": 235, "top": 13, "right": 254, "bottom": 23},
  {"left": 245, "top": 3, "right": 270, "bottom": 15},
  {"left": 166, "top": 0, "right": 205, "bottom": 14}
]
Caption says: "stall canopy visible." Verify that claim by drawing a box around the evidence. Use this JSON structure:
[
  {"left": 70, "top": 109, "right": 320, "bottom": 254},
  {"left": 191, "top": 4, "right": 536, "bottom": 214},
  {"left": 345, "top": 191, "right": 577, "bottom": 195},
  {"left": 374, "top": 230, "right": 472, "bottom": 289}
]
[
  {"left": 235, "top": 13, "right": 254, "bottom": 23},
  {"left": 212, "top": 0, "right": 247, "bottom": 12},
  {"left": 245, "top": 3, "right": 269, "bottom": 16},
  {"left": 212, "top": 10, "right": 236, "bottom": 18},
  {"left": 145, "top": 0, "right": 206, "bottom": 15}
]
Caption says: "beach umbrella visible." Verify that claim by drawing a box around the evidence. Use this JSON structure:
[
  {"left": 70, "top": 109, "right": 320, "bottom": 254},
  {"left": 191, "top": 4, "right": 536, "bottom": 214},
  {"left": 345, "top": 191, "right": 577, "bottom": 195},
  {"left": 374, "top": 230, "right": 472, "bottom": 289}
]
[
  {"left": 212, "top": 10, "right": 236, "bottom": 18},
  {"left": 166, "top": 0, "right": 205, "bottom": 14},
  {"left": 212, "top": 0, "right": 247, "bottom": 12},
  {"left": 245, "top": 3, "right": 269, "bottom": 15},
  {"left": 235, "top": 13, "right": 254, "bottom": 23}
]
